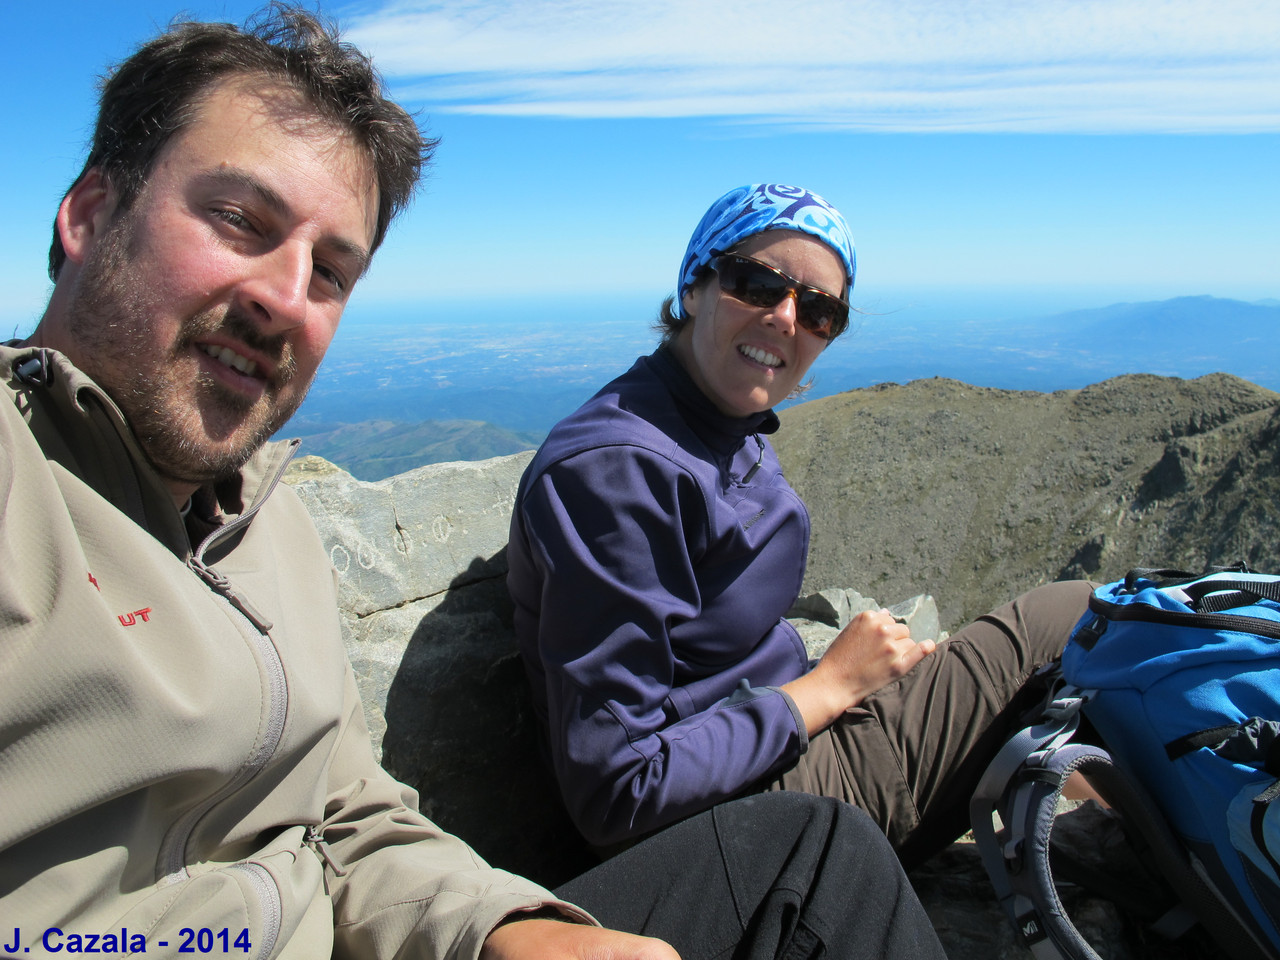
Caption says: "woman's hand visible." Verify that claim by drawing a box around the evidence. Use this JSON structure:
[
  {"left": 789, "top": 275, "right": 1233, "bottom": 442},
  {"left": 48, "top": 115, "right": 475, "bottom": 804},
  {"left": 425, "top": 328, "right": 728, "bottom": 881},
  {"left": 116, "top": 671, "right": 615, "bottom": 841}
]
[{"left": 781, "top": 609, "right": 937, "bottom": 737}]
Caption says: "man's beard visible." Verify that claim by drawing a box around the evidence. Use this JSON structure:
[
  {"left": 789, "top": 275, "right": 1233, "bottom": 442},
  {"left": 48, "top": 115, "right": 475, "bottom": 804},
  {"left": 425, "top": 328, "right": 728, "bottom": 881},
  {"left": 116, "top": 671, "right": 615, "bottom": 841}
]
[{"left": 65, "top": 213, "right": 304, "bottom": 489}]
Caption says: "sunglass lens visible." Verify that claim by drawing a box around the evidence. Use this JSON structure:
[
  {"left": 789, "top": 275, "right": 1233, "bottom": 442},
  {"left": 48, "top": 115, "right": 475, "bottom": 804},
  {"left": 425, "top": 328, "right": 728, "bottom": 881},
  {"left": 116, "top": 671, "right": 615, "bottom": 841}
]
[
  {"left": 723, "top": 260, "right": 787, "bottom": 307},
  {"left": 797, "top": 294, "right": 847, "bottom": 340},
  {"left": 716, "top": 255, "right": 847, "bottom": 341}
]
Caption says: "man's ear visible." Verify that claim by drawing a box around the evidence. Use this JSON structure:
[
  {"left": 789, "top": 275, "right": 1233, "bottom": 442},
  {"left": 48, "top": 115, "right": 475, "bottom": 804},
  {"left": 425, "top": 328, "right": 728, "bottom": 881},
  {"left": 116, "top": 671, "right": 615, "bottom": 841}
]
[{"left": 56, "top": 168, "right": 120, "bottom": 267}]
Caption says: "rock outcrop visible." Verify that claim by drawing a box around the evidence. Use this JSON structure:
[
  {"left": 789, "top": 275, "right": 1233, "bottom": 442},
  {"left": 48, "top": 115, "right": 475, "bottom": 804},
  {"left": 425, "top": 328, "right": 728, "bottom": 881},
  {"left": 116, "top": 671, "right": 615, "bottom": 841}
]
[
  {"left": 283, "top": 452, "right": 595, "bottom": 882},
  {"left": 284, "top": 371, "right": 1274, "bottom": 957},
  {"left": 283, "top": 451, "right": 946, "bottom": 888}
]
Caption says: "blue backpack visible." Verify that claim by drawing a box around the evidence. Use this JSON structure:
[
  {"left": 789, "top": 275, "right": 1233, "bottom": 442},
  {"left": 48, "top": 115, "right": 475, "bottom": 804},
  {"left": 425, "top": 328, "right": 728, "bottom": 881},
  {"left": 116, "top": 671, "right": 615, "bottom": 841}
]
[{"left": 972, "top": 568, "right": 1280, "bottom": 960}]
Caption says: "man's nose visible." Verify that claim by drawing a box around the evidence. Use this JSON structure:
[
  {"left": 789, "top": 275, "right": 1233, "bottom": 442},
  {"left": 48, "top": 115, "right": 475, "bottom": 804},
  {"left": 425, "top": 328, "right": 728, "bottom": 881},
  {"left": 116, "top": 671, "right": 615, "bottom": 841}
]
[{"left": 240, "top": 241, "right": 311, "bottom": 330}]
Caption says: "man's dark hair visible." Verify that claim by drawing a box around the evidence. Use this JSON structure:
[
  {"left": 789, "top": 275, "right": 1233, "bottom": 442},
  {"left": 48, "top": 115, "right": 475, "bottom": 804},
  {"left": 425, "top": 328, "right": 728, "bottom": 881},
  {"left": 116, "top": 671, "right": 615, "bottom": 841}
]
[{"left": 48, "top": 2, "right": 434, "bottom": 280}]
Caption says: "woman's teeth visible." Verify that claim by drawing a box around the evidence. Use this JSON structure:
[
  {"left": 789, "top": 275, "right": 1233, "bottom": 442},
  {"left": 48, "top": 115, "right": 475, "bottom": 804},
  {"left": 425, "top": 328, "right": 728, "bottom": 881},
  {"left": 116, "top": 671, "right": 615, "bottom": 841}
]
[{"left": 739, "top": 344, "right": 782, "bottom": 367}]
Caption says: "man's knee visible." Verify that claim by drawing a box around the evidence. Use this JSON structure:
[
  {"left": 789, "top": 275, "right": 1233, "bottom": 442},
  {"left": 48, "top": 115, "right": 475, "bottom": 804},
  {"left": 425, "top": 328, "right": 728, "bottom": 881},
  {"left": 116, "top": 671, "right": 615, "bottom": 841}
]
[
  {"left": 715, "top": 793, "right": 892, "bottom": 880},
  {"left": 713, "top": 792, "right": 841, "bottom": 844}
]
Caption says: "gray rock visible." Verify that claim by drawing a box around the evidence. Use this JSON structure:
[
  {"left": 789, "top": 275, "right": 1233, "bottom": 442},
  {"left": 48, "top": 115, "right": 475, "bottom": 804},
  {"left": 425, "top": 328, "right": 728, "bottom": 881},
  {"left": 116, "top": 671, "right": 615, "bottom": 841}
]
[
  {"left": 787, "top": 586, "right": 880, "bottom": 627},
  {"left": 285, "top": 451, "right": 595, "bottom": 885},
  {"left": 285, "top": 452, "right": 533, "bottom": 754},
  {"left": 286, "top": 447, "right": 1220, "bottom": 955},
  {"left": 888, "top": 593, "right": 943, "bottom": 646},
  {"left": 787, "top": 588, "right": 945, "bottom": 659},
  {"left": 287, "top": 451, "right": 534, "bottom": 620}
]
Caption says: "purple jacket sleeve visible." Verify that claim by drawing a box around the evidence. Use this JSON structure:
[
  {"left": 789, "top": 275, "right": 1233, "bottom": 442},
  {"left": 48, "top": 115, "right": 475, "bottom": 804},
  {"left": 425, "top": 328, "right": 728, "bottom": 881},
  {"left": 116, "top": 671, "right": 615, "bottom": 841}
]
[{"left": 518, "top": 443, "right": 807, "bottom": 847}]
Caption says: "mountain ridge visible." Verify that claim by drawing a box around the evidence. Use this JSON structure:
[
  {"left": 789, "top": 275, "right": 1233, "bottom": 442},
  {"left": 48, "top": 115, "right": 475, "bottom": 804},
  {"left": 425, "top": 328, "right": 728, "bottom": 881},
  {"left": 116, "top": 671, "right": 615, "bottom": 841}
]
[{"left": 772, "top": 371, "right": 1280, "bottom": 628}]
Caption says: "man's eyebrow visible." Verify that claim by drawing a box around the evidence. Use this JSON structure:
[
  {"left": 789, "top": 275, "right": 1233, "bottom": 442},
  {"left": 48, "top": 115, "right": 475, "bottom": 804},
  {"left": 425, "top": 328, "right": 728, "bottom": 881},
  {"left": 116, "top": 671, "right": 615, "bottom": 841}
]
[{"left": 198, "top": 168, "right": 373, "bottom": 275}]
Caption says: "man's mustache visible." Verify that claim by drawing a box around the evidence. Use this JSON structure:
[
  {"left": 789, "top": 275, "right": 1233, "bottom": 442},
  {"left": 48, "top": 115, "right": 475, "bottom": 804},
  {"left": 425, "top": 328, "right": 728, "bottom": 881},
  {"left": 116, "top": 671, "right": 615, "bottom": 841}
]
[{"left": 182, "top": 308, "right": 299, "bottom": 388}]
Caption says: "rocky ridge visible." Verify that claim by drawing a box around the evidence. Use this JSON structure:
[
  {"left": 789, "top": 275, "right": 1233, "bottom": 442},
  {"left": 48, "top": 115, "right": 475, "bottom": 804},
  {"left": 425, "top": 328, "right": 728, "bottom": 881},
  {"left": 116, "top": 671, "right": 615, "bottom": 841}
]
[
  {"left": 284, "top": 371, "right": 1277, "bottom": 959},
  {"left": 774, "top": 372, "right": 1280, "bottom": 627}
]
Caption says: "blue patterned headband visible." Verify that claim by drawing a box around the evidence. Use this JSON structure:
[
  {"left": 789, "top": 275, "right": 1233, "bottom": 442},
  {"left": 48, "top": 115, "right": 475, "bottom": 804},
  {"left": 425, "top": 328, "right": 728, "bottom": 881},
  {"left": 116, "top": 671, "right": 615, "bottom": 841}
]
[{"left": 674, "top": 184, "right": 856, "bottom": 320}]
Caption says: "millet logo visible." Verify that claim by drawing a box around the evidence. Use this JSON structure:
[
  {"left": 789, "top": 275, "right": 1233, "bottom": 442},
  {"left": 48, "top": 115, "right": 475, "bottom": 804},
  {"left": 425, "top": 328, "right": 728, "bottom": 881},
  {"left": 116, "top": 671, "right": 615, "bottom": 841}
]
[{"left": 1017, "top": 914, "right": 1047, "bottom": 944}]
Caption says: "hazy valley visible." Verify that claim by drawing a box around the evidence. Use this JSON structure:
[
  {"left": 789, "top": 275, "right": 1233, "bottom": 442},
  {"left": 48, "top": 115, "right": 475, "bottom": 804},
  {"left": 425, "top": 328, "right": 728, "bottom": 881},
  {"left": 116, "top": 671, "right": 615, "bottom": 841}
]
[{"left": 288, "top": 295, "right": 1280, "bottom": 480}]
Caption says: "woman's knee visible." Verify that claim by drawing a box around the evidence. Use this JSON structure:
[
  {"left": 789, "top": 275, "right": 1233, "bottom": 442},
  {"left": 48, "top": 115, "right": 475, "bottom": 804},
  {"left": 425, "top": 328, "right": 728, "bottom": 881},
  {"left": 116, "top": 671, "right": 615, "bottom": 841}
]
[{"left": 954, "top": 578, "right": 1093, "bottom": 671}]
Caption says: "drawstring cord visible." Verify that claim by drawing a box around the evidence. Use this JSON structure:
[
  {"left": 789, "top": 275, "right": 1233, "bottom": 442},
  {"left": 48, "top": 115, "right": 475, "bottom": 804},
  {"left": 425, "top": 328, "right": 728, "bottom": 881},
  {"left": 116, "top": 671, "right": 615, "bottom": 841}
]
[{"left": 742, "top": 434, "right": 765, "bottom": 483}]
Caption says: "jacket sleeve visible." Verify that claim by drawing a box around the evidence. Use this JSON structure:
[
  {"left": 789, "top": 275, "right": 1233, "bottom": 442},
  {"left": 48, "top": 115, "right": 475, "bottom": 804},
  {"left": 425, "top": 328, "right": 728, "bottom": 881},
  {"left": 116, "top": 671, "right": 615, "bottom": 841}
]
[
  {"left": 320, "top": 663, "right": 596, "bottom": 960},
  {"left": 518, "top": 445, "right": 806, "bottom": 847}
]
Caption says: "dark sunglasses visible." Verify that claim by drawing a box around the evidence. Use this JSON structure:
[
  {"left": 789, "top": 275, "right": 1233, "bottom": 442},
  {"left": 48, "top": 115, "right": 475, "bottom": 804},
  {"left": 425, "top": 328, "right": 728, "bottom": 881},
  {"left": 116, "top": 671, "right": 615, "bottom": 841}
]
[{"left": 710, "top": 252, "right": 849, "bottom": 341}]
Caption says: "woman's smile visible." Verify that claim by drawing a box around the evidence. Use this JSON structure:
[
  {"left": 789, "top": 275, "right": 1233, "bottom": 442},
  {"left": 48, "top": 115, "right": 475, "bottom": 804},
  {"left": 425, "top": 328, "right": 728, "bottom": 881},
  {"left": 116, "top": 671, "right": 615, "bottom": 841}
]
[{"left": 672, "top": 229, "right": 844, "bottom": 418}]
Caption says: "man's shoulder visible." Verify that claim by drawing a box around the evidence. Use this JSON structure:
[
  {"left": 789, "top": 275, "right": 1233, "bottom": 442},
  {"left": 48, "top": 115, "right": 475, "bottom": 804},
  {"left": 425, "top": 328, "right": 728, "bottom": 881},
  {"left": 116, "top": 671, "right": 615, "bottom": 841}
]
[
  {"left": 0, "top": 347, "right": 55, "bottom": 486},
  {"left": 0, "top": 344, "right": 132, "bottom": 484}
]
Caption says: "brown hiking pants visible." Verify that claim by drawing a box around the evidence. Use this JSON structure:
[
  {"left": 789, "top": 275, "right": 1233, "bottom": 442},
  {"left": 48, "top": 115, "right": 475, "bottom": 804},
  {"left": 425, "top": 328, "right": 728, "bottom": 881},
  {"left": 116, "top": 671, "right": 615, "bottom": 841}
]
[{"left": 772, "top": 578, "right": 1095, "bottom": 869}]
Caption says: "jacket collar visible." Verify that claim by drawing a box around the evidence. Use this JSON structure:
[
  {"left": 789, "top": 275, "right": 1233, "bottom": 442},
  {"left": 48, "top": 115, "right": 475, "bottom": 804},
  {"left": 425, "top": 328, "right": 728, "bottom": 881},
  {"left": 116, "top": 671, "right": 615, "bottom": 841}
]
[
  {"left": 648, "top": 344, "right": 780, "bottom": 456},
  {"left": 2, "top": 342, "right": 296, "bottom": 560}
]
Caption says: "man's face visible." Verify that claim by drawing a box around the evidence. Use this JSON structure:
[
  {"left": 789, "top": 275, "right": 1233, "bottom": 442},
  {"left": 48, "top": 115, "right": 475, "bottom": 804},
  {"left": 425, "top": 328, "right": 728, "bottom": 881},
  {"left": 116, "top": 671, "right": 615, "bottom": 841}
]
[{"left": 62, "top": 78, "right": 378, "bottom": 491}]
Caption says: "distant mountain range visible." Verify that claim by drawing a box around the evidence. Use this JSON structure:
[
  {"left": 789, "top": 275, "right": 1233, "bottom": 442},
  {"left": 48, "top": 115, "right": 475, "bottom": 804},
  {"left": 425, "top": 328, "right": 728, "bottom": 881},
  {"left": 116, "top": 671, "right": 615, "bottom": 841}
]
[
  {"left": 292, "top": 419, "right": 540, "bottom": 481},
  {"left": 289, "top": 295, "right": 1279, "bottom": 479},
  {"left": 809, "top": 295, "right": 1280, "bottom": 400},
  {"left": 1026, "top": 295, "right": 1280, "bottom": 383}
]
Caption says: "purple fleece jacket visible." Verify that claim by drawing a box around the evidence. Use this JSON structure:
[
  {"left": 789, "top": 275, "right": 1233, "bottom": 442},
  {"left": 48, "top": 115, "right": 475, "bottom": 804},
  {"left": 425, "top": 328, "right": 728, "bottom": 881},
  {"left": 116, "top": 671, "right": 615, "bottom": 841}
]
[{"left": 507, "top": 348, "right": 812, "bottom": 847}]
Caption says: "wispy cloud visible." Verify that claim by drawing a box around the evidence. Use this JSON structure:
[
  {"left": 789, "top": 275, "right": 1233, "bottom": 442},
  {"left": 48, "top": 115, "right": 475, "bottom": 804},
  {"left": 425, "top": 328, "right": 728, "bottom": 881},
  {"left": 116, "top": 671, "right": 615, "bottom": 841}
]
[{"left": 342, "top": 0, "right": 1280, "bottom": 133}]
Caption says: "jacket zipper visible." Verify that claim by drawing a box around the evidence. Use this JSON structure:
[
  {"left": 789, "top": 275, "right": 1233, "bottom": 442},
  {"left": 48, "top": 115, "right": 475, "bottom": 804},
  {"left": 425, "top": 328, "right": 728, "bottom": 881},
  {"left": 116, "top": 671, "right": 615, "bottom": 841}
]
[
  {"left": 156, "top": 444, "right": 299, "bottom": 952},
  {"left": 304, "top": 824, "right": 348, "bottom": 878},
  {"left": 157, "top": 570, "right": 289, "bottom": 879},
  {"left": 229, "top": 862, "right": 282, "bottom": 960}
]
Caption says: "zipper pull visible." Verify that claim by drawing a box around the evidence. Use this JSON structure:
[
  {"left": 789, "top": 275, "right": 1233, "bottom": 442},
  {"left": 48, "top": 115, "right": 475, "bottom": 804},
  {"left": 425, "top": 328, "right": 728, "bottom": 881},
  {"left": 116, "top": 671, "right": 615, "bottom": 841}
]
[
  {"left": 187, "top": 557, "right": 274, "bottom": 632},
  {"left": 15, "top": 351, "right": 53, "bottom": 386},
  {"left": 304, "top": 825, "right": 348, "bottom": 877}
]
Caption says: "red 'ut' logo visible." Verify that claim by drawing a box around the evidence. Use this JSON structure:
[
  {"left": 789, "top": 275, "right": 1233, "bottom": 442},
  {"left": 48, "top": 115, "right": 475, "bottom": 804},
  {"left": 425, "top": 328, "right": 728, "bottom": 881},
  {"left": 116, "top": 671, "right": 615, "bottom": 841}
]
[{"left": 118, "top": 608, "right": 153, "bottom": 627}]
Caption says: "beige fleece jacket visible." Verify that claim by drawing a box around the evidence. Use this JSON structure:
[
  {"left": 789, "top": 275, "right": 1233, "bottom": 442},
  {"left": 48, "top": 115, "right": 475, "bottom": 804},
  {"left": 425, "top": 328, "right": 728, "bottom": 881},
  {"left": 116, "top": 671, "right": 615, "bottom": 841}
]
[{"left": 0, "top": 344, "right": 590, "bottom": 959}]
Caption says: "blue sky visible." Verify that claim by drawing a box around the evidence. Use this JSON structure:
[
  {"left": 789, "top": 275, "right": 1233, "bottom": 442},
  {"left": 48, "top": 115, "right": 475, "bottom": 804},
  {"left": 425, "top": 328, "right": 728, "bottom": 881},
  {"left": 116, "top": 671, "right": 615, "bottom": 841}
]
[{"left": 4, "top": 0, "right": 1278, "bottom": 340}]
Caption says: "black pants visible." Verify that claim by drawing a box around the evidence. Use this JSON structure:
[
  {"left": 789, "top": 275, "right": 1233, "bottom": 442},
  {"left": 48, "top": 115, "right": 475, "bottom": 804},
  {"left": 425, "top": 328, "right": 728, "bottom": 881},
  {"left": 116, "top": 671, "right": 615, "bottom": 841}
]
[{"left": 556, "top": 792, "right": 947, "bottom": 960}]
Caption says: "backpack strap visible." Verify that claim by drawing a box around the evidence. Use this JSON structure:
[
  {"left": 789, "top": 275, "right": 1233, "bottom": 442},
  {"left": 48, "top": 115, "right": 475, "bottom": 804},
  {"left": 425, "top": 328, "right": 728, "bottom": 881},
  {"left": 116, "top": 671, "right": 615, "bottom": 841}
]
[
  {"left": 1123, "top": 567, "right": 1202, "bottom": 592},
  {"left": 1178, "top": 577, "right": 1280, "bottom": 613},
  {"left": 974, "top": 695, "right": 1278, "bottom": 960},
  {"left": 972, "top": 685, "right": 1099, "bottom": 960},
  {"left": 1120, "top": 563, "right": 1255, "bottom": 597}
]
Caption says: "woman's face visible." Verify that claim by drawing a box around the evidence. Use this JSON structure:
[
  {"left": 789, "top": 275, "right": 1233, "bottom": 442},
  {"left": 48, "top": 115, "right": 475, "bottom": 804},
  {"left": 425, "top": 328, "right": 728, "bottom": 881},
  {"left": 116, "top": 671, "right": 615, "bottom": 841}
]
[{"left": 672, "top": 230, "right": 845, "bottom": 419}]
